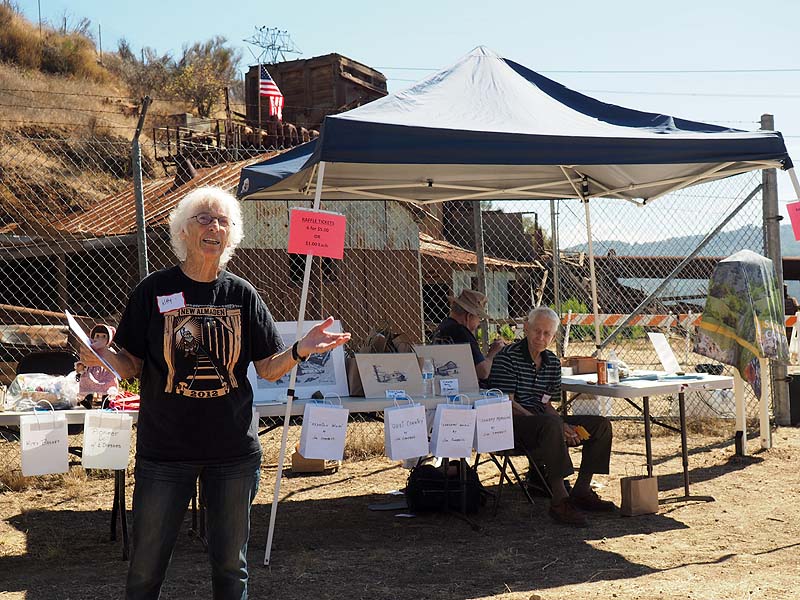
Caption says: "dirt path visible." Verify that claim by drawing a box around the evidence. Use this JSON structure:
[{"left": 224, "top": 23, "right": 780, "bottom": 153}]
[{"left": 1, "top": 427, "right": 799, "bottom": 599}]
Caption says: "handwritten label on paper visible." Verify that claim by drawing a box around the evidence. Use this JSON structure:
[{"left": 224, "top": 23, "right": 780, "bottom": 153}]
[
  {"left": 287, "top": 208, "right": 346, "bottom": 260},
  {"left": 439, "top": 378, "right": 459, "bottom": 396},
  {"left": 157, "top": 292, "right": 186, "bottom": 313}
]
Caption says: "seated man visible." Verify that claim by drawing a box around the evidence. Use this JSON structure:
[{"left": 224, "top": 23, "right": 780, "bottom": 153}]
[
  {"left": 488, "top": 306, "right": 614, "bottom": 526},
  {"left": 431, "top": 289, "right": 504, "bottom": 384}
]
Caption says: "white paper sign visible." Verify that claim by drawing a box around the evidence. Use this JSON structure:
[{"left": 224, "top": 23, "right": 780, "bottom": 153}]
[
  {"left": 82, "top": 411, "right": 133, "bottom": 470},
  {"left": 383, "top": 401, "right": 429, "bottom": 461},
  {"left": 439, "top": 378, "right": 459, "bottom": 396},
  {"left": 20, "top": 412, "right": 69, "bottom": 476},
  {"left": 298, "top": 401, "right": 349, "bottom": 460},
  {"left": 473, "top": 395, "right": 514, "bottom": 453},
  {"left": 647, "top": 332, "right": 682, "bottom": 374},
  {"left": 430, "top": 401, "right": 476, "bottom": 459}
]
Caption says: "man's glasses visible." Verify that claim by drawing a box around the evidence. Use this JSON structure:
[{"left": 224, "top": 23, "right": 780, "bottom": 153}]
[{"left": 192, "top": 213, "right": 233, "bottom": 227}]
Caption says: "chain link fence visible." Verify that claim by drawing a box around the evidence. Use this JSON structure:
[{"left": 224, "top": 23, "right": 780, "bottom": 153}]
[{"left": 0, "top": 117, "right": 777, "bottom": 485}]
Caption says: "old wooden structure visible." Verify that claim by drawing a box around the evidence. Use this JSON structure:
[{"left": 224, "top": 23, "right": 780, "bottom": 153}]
[{"left": 245, "top": 53, "right": 388, "bottom": 130}]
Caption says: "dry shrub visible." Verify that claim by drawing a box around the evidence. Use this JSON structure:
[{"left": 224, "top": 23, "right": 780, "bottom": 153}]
[
  {"left": 40, "top": 31, "right": 106, "bottom": 83},
  {"left": 0, "top": 4, "right": 42, "bottom": 71}
]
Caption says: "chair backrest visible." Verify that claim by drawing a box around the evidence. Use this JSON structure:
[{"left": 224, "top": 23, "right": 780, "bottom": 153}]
[{"left": 16, "top": 350, "right": 79, "bottom": 376}]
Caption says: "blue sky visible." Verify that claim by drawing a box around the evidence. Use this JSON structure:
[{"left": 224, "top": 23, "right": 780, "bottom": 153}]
[{"left": 17, "top": 0, "right": 800, "bottom": 206}]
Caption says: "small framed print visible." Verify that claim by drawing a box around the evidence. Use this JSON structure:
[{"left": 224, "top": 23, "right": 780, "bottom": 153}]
[
  {"left": 413, "top": 344, "right": 479, "bottom": 393},
  {"left": 247, "top": 320, "right": 348, "bottom": 403},
  {"left": 354, "top": 353, "right": 423, "bottom": 399}
]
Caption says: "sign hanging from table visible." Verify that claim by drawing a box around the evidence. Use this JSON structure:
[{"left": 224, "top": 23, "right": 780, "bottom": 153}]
[
  {"left": 787, "top": 201, "right": 800, "bottom": 241},
  {"left": 287, "top": 208, "right": 346, "bottom": 259}
]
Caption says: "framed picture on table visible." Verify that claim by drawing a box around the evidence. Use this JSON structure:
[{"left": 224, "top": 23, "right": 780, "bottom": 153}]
[
  {"left": 247, "top": 320, "right": 348, "bottom": 403},
  {"left": 413, "top": 344, "right": 479, "bottom": 393},
  {"left": 354, "top": 353, "right": 423, "bottom": 398}
]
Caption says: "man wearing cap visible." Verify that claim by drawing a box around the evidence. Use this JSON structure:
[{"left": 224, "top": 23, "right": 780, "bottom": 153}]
[{"left": 431, "top": 289, "right": 505, "bottom": 382}]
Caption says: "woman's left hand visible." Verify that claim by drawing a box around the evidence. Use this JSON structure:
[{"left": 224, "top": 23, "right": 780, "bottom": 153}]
[{"left": 297, "top": 316, "right": 351, "bottom": 358}]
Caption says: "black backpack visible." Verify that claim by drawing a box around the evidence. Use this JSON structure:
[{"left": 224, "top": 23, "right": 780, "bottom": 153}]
[{"left": 405, "top": 462, "right": 483, "bottom": 514}]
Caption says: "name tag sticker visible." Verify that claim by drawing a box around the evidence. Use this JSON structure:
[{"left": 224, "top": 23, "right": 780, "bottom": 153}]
[
  {"left": 540, "top": 393, "right": 551, "bottom": 404},
  {"left": 439, "top": 378, "right": 459, "bottom": 396},
  {"left": 157, "top": 292, "right": 186, "bottom": 313}
]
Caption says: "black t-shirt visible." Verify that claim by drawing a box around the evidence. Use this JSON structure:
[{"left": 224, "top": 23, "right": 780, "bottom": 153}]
[
  {"left": 115, "top": 266, "right": 283, "bottom": 463},
  {"left": 431, "top": 317, "right": 486, "bottom": 366}
]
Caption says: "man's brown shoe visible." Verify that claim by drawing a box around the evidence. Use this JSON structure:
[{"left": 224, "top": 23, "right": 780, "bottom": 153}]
[
  {"left": 571, "top": 489, "right": 615, "bottom": 512},
  {"left": 548, "top": 498, "right": 588, "bottom": 527}
]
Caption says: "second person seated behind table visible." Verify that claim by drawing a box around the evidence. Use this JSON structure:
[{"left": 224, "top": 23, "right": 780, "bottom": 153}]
[
  {"left": 488, "top": 306, "right": 614, "bottom": 527},
  {"left": 430, "top": 289, "right": 505, "bottom": 384}
]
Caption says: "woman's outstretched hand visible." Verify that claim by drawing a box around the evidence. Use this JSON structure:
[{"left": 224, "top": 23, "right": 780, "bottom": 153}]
[{"left": 297, "top": 316, "right": 351, "bottom": 357}]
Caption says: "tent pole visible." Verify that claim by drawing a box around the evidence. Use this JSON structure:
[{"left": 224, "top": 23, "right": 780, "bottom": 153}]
[
  {"left": 472, "top": 200, "right": 489, "bottom": 352},
  {"left": 550, "top": 199, "right": 563, "bottom": 355},
  {"left": 788, "top": 168, "right": 800, "bottom": 199},
  {"left": 264, "top": 161, "right": 327, "bottom": 566},
  {"left": 583, "top": 198, "right": 602, "bottom": 348}
]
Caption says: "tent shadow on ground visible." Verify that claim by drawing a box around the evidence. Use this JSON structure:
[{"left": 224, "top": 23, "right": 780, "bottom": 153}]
[{"left": 0, "top": 488, "right": 695, "bottom": 600}]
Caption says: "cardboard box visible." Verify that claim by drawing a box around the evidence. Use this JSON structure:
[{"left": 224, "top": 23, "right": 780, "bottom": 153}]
[
  {"left": 290, "top": 444, "right": 339, "bottom": 473},
  {"left": 563, "top": 356, "right": 597, "bottom": 374}
]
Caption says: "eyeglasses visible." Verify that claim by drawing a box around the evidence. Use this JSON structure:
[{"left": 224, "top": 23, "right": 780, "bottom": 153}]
[{"left": 192, "top": 213, "right": 233, "bottom": 227}]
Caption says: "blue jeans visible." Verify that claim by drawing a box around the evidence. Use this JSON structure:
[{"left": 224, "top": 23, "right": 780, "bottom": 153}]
[{"left": 125, "top": 453, "right": 261, "bottom": 600}]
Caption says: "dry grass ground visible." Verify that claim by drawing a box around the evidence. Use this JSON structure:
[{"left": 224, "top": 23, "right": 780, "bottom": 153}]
[{"left": 1, "top": 424, "right": 798, "bottom": 600}]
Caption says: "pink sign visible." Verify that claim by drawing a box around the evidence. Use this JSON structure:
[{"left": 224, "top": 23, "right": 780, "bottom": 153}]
[
  {"left": 287, "top": 209, "right": 346, "bottom": 259},
  {"left": 788, "top": 201, "right": 800, "bottom": 241}
]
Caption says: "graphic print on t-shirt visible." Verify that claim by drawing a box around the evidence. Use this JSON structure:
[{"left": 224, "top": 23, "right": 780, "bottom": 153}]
[{"left": 163, "top": 306, "right": 242, "bottom": 398}]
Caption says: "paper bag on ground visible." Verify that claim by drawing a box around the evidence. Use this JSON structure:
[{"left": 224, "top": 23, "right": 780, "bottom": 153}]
[
  {"left": 298, "top": 401, "right": 349, "bottom": 460},
  {"left": 473, "top": 394, "right": 514, "bottom": 453},
  {"left": 20, "top": 411, "right": 69, "bottom": 476},
  {"left": 620, "top": 475, "right": 659, "bottom": 516},
  {"left": 82, "top": 411, "right": 133, "bottom": 470},
  {"left": 383, "top": 401, "right": 429, "bottom": 461},
  {"left": 430, "top": 401, "right": 476, "bottom": 459}
]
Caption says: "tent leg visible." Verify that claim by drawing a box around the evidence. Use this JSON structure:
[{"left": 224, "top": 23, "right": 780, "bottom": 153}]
[
  {"left": 264, "top": 161, "right": 327, "bottom": 566},
  {"left": 788, "top": 168, "right": 800, "bottom": 200},
  {"left": 734, "top": 368, "right": 747, "bottom": 456},
  {"left": 759, "top": 357, "right": 772, "bottom": 450},
  {"left": 583, "top": 199, "right": 601, "bottom": 348}
]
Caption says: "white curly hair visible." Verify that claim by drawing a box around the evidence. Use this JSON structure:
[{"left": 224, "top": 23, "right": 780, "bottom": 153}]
[
  {"left": 527, "top": 306, "right": 560, "bottom": 327},
  {"left": 169, "top": 186, "right": 244, "bottom": 267}
]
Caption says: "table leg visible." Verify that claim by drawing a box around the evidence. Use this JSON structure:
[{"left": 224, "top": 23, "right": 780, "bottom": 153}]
[
  {"left": 118, "top": 470, "right": 129, "bottom": 561},
  {"left": 642, "top": 396, "right": 653, "bottom": 478},
  {"left": 110, "top": 471, "right": 119, "bottom": 542},
  {"left": 660, "top": 391, "right": 714, "bottom": 505}
]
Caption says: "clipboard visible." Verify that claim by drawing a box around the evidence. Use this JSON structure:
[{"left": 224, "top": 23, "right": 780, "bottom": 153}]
[{"left": 65, "top": 310, "right": 121, "bottom": 380}]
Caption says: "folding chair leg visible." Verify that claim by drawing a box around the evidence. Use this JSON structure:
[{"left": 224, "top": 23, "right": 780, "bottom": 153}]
[{"left": 505, "top": 458, "right": 535, "bottom": 505}]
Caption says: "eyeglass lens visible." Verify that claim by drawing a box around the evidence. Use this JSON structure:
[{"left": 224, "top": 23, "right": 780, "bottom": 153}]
[{"left": 194, "top": 213, "right": 231, "bottom": 227}]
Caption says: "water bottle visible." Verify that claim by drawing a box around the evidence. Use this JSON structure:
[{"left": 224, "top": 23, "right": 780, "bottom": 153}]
[
  {"left": 607, "top": 350, "right": 620, "bottom": 384},
  {"left": 421, "top": 358, "right": 435, "bottom": 398}
]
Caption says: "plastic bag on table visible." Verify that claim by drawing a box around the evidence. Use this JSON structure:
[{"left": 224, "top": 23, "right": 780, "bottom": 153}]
[{"left": 4, "top": 372, "right": 80, "bottom": 411}]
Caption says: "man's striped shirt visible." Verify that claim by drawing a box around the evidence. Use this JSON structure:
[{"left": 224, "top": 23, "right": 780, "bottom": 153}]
[{"left": 487, "top": 340, "right": 561, "bottom": 413}]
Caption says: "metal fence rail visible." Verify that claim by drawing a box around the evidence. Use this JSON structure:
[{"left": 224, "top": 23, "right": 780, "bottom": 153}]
[{"left": 0, "top": 112, "right": 778, "bottom": 482}]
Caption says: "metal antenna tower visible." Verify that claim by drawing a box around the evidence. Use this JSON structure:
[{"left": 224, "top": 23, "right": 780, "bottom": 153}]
[{"left": 243, "top": 27, "right": 301, "bottom": 64}]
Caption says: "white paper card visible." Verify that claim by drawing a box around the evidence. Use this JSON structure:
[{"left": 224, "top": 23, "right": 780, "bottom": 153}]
[
  {"left": 82, "top": 411, "right": 133, "bottom": 470},
  {"left": 473, "top": 395, "right": 515, "bottom": 453},
  {"left": 439, "top": 378, "right": 459, "bottom": 396},
  {"left": 298, "top": 402, "right": 349, "bottom": 460},
  {"left": 20, "top": 412, "right": 69, "bottom": 476},
  {"left": 157, "top": 292, "right": 186, "bottom": 313},
  {"left": 383, "top": 402, "right": 429, "bottom": 461},
  {"left": 647, "top": 332, "right": 681, "bottom": 374},
  {"left": 430, "top": 402, "right": 476, "bottom": 459}
]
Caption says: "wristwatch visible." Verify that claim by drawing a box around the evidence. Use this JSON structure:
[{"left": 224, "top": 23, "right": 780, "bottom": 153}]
[{"left": 291, "top": 341, "right": 309, "bottom": 362}]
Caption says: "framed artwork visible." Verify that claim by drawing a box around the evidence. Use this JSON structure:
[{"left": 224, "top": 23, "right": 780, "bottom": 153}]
[
  {"left": 354, "top": 353, "right": 423, "bottom": 398},
  {"left": 247, "top": 320, "right": 348, "bottom": 403},
  {"left": 413, "top": 344, "right": 479, "bottom": 393}
]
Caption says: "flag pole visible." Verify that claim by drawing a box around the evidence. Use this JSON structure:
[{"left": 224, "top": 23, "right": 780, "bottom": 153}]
[
  {"left": 257, "top": 62, "right": 262, "bottom": 144},
  {"left": 263, "top": 161, "right": 327, "bottom": 566}
]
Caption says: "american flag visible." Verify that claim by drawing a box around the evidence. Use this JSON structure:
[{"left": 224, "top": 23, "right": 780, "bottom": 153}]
[{"left": 259, "top": 65, "right": 284, "bottom": 121}]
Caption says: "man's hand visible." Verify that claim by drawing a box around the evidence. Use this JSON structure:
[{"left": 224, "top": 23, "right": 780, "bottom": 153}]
[
  {"left": 296, "top": 316, "right": 352, "bottom": 358},
  {"left": 488, "top": 338, "right": 505, "bottom": 357},
  {"left": 563, "top": 423, "right": 582, "bottom": 447}
]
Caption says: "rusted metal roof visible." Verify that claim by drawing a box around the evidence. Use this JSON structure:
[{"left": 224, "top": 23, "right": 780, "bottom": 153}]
[
  {"left": 419, "top": 233, "right": 544, "bottom": 270},
  {"left": 53, "top": 153, "right": 275, "bottom": 237}
]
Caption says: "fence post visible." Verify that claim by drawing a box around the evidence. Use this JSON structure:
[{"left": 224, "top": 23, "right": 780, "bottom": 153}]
[
  {"left": 550, "top": 198, "right": 563, "bottom": 355},
  {"left": 761, "top": 113, "right": 790, "bottom": 426},
  {"left": 472, "top": 200, "right": 489, "bottom": 352},
  {"left": 132, "top": 96, "right": 152, "bottom": 282}
]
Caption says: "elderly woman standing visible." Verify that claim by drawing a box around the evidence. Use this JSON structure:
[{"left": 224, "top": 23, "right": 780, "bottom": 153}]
[{"left": 95, "top": 186, "right": 350, "bottom": 600}]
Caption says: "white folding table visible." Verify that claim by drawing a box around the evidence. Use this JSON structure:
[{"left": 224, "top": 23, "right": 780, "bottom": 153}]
[{"left": 561, "top": 372, "right": 734, "bottom": 503}]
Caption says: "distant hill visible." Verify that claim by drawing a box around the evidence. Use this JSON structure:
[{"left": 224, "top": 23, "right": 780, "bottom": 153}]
[{"left": 565, "top": 224, "right": 800, "bottom": 258}]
